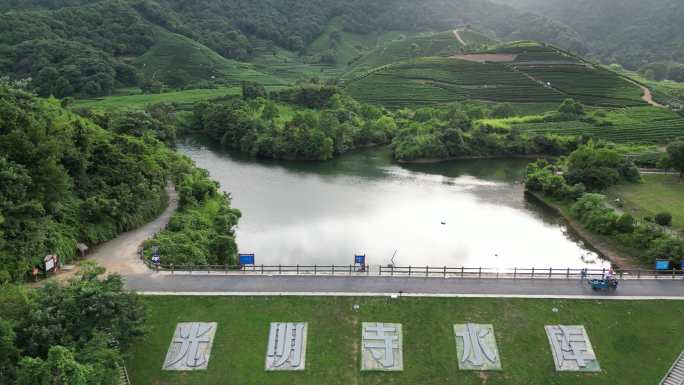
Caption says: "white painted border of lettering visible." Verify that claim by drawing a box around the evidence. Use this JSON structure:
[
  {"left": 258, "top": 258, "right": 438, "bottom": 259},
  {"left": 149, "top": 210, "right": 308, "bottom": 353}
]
[{"left": 138, "top": 292, "right": 684, "bottom": 300}]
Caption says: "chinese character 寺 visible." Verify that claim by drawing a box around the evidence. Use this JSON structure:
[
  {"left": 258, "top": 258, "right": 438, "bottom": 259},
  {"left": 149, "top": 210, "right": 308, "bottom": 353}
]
[{"left": 363, "top": 323, "right": 399, "bottom": 368}]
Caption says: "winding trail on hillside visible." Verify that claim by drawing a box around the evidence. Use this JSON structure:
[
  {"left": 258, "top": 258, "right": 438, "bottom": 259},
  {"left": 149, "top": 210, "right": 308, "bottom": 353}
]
[
  {"left": 622, "top": 77, "right": 665, "bottom": 107},
  {"left": 452, "top": 29, "right": 466, "bottom": 46},
  {"left": 638, "top": 84, "right": 665, "bottom": 107},
  {"left": 52, "top": 184, "right": 178, "bottom": 282}
]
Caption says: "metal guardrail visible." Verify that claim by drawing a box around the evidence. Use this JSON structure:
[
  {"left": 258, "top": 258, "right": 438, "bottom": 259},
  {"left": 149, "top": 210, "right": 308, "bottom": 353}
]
[
  {"left": 120, "top": 362, "right": 132, "bottom": 385},
  {"left": 377, "top": 266, "right": 684, "bottom": 279},
  {"left": 139, "top": 256, "right": 684, "bottom": 280}
]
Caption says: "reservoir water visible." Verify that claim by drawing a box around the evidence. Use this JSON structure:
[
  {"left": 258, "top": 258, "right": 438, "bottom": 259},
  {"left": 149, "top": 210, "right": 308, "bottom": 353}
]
[{"left": 180, "top": 138, "right": 608, "bottom": 269}]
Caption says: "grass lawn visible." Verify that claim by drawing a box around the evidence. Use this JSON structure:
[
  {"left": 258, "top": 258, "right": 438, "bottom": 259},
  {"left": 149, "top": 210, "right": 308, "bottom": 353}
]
[
  {"left": 72, "top": 87, "right": 243, "bottom": 111},
  {"left": 127, "top": 296, "right": 684, "bottom": 385},
  {"left": 608, "top": 174, "right": 684, "bottom": 231}
]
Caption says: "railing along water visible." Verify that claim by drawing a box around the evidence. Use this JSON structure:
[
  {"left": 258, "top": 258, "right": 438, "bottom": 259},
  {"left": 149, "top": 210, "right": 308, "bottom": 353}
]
[{"left": 138, "top": 255, "right": 684, "bottom": 280}]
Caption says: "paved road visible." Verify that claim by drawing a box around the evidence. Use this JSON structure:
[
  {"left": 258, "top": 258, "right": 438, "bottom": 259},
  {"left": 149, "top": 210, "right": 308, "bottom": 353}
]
[{"left": 125, "top": 274, "right": 684, "bottom": 299}]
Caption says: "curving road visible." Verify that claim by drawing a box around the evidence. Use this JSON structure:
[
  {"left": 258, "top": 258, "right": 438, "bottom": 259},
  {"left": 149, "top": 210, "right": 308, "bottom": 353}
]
[{"left": 53, "top": 184, "right": 179, "bottom": 282}]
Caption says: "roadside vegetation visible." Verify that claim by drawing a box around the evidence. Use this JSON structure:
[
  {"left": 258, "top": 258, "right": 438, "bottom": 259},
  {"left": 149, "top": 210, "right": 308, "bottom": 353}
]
[
  {"left": 0, "top": 263, "right": 147, "bottom": 385},
  {"left": 524, "top": 143, "right": 684, "bottom": 266},
  {"left": 143, "top": 162, "right": 241, "bottom": 267},
  {"left": 0, "top": 80, "right": 241, "bottom": 282}
]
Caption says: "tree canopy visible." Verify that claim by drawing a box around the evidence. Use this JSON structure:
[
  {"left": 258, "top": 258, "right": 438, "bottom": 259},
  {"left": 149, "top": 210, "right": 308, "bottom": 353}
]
[
  {"left": 0, "top": 80, "right": 239, "bottom": 281},
  {"left": 1, "top": 264, "right": 147, "bottom": 385}
]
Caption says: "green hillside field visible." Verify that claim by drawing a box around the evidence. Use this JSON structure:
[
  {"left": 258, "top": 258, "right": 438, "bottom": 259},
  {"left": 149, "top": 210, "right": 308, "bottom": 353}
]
[
  {"left": 133, "top": 28, "right": 287, "bottom": 88},
  {"left": 507, "top": 106, "right": 684, "bottom": 144},
  {"left": 342, "top": 32, "right": 466, "bottom": 80},
  {"left": 72, "top": 87, "right": 242, "bottom": 111},
  {"left": 345, "top": 57, "right": 567, "bottom": 106}
]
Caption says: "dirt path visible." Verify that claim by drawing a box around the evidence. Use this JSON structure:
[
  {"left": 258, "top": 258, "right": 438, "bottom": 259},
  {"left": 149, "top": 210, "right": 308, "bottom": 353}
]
[
  {"left": 622, "top": 77, "right": 665, "bottom": 107},
  {"left": 452, "top": 29, "right": 466, "bottom": 46},
  {"left": 451, "top": 53, "right": 517, "bottom": 63},
  {"left": 51, "top": 185, "right": 178, "bottom": 282},
  {"left": 638, "top": 84, "right": 665, "bottom": 107}
]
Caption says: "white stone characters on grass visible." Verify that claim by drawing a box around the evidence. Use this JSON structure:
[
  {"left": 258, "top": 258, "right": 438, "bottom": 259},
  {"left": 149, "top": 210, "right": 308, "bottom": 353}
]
[
  {"left": 265, "top": 322, "right": 308, "bottom": 370},
  {"left": 545, "top": 325, "right": 600, "bottom": 372},
  {"left": 361, "top": 322, "right": 403, "bottom": 371},
  {"left": 163, "top": 322, "right": 217, "bottom": 370},
  {"left": 454, "top": 323, "right": 502, "bottom": 370}
]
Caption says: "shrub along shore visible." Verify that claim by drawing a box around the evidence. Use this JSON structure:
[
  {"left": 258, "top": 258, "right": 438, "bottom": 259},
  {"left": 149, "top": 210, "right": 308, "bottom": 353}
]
[{"left": 524, "top": 141, "right": 684, "bottom": 268}]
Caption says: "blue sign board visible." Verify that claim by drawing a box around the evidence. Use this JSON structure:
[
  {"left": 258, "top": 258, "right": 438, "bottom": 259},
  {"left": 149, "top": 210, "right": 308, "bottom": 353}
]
[
  {"left": 239, "top": 253, "right": 255, "bottom": 265},
  {"left": 354, "top": 254, "right": 366, "bottom": 265},
  {"left": 655, "top": 259, "right": 670, "bottom": 270},
  {"left": 681, "top": 260, "right": 684, "bottom": 270}
]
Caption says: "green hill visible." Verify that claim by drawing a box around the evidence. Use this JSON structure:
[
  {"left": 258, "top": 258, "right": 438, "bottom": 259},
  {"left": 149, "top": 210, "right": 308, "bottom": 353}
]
[
  {"left": 344, "top": 37, "right": 646, "bottom": 108},
  {"left": 499, "top": 0, "right": 684, "bottom": 78},
  {"left": 345, "top": 57, "right": 565, "bottom": 107},
  {"left": 133, "top": 28, "right": 286, "bottom": 88},
  {"left": 342, "top": 32, "right": 468, "bottom": 80},
  {"left": 0, "top": 0, "right": 588, "bottom": 98}
]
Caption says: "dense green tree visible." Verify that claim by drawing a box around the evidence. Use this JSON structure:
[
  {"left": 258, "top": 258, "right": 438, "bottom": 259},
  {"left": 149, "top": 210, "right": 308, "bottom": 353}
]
[
  {"left": 558, "top": 98, "right": 585, "bottom": 117},
  {"left": 490, "top": 103, "right": 515, "bottom": 118},
  {"left": 110, "top": 110, "right": 177, "bottom": 145},
  {"left": 0, "top": 81, "right": 207, "bottom": 280},
  {"left": 616, "top": 213, "right": 636, "bottom": 233},
  {"left": 242, "top": 81, "right": 268, "bottom": 100},
  {"left": 505, "top": 0, "right": 684, "bottom": 72},
  {"left": 17, "top": 346, "right": 91, "bottom": 385},
  {"left": 0, "top": 263, "right": 146, "bottom": 385},
  {"left": 565, "top": 145, "right": 639, "bottom": 190},
  {"left": 655, "top": 212, "right": 673, "bottom": 226},
  {"left": 0, "top": 318, "right": 18, "bottom": 384},
  {"left": 666, "top": 138, "right": 684, "bottom": 177}
]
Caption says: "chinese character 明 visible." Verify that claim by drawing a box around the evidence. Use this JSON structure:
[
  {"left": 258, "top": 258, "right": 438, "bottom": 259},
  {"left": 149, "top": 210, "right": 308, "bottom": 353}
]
[
  {"left": 267, "top": 323, "right": 306, "bottom": 369},
  {"left": 165, "top": 323, "right": 214, "bottom": 369},
  {"left": 363, "top": 323, "right": 399, "bottom": 368},
  {"left": 456, "top": 323, "right": 498, "bottom": 367}
]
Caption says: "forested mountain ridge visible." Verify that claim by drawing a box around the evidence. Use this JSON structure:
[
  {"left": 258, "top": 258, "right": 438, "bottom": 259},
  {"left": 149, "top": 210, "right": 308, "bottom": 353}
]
[
  {"left": 497, "top": 0, "right": 684, "bottom": 80},
  {"left": 0, "top": 0, "right": 587, "bottom": 98}
]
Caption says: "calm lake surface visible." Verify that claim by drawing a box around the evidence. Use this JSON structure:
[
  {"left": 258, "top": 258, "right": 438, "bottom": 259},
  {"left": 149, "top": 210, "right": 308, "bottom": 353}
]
[{"left": 180, "top": 138, "right": 608, "bottom": 269}]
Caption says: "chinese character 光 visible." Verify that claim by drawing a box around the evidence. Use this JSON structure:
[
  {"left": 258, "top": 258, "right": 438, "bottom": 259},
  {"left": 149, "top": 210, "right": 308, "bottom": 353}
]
[{"left": 166, "top": 323, "right": 213, "bottom": 368}]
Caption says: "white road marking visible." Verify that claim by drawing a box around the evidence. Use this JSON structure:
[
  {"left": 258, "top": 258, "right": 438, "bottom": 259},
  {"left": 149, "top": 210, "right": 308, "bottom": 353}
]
[{"left": 136, "top": 291, "right": 684, "bottom": 300}]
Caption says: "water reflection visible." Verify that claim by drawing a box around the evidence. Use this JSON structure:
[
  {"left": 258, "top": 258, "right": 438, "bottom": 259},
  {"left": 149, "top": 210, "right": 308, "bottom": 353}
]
[{"left": 179, "top": 137, "right": 608, "bottom": 268}]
